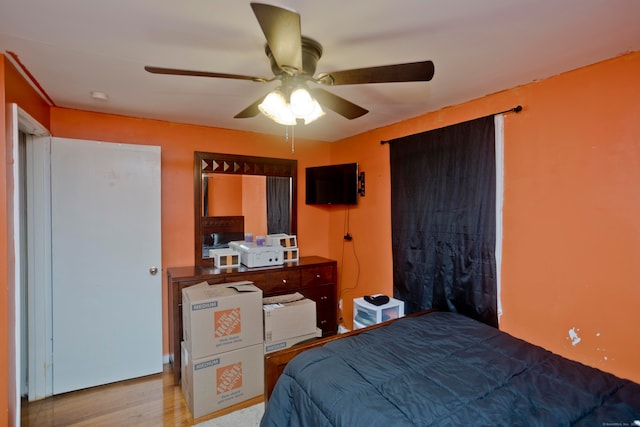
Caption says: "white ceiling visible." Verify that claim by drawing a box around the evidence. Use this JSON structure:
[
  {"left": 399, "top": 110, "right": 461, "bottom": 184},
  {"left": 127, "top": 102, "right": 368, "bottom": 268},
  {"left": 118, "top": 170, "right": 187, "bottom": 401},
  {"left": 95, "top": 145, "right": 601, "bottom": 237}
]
[{"left": 1, "top": 0, "right": 639, "bottom": 142}]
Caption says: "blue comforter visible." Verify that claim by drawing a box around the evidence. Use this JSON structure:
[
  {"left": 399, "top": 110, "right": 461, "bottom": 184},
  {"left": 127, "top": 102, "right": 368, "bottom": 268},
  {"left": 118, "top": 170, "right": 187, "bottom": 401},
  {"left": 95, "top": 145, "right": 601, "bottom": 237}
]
[{"left": 261, "top": 312, "right": 640, "bottom": 426}]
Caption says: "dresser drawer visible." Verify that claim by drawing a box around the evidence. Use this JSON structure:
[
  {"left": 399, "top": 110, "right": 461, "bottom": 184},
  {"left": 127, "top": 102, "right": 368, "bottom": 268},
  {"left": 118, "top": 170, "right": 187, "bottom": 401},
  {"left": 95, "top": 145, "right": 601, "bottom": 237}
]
[
  {"left": 207, "top": 273, "right": 267, "bottom": 289},
  {"left": 301, "top": 265, "right": 335, "bottom": 288},
  {"left": 300, "top": 285, "right": 334, "bottom": 311},
  {"left": 300, "top": 285, "right": 336, "bottom": 336},
  {"left": 317, "top": 312, "right": 336, "bottom": 336},
  {"left": 177, "top": 280, "right": 196, "bottom": 289},
  {"left": 263, "top": 270, "right": 301, "bottom": 294}
]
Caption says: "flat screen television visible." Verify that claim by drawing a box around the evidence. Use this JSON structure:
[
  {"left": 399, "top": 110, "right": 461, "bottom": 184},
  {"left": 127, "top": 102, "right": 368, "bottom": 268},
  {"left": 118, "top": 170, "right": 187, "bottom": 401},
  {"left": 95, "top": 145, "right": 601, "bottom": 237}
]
[{"left": 305, "top": 162, "right": 359, "bottom": 205}]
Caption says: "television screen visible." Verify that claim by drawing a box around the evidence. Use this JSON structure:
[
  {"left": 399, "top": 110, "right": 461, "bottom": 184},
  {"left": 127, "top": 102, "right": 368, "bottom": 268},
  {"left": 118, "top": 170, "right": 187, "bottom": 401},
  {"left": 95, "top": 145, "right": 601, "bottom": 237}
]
[{"left": 305, "top": 163, "right": 359, "bottom": 205}]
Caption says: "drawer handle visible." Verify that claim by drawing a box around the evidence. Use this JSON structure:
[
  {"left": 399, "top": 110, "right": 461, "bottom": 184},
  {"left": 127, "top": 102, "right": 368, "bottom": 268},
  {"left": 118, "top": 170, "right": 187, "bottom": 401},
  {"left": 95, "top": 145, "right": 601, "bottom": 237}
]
[
  {"left": 320, "top": 296, "right": 328, "bottom": 300},
  {"left": 320, "top": 320, "right": 327, "bottom": 325},
  {"left": 316, "top": 274, "right": 321, "bottom": 278},
  {"left": 282, "top": 279, "right": 287, "bottom": 284}
]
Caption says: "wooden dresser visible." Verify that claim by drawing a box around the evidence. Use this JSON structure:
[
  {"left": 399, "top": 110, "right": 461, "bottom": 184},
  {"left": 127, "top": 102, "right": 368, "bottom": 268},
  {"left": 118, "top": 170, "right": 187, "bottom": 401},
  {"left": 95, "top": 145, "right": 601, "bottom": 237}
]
[{"left": 167, "top": 256, "right": 337, "bottom": 384}]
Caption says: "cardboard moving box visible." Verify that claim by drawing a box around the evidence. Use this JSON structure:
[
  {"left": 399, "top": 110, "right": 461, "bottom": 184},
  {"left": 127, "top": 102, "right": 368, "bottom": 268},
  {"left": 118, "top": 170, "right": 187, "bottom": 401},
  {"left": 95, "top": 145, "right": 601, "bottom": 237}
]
[
  {"left": 263, "top": 298, "right": 317, "bottom": 343},
  {"left": 264, "top": 327, "right": 322, "bottom": 354},
  {"left": 181, "top": 342, "right": 264, "bottom": 419},
  {"left": 182, "top": 281, "right": 263, "bottom": 359}
]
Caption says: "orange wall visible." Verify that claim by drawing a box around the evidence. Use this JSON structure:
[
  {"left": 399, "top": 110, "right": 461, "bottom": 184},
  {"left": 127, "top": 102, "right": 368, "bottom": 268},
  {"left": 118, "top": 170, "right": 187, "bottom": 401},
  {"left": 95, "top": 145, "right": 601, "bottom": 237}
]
[
  {"left": 208, "top": 174, "right": 267, "bottom": 235},
  {"left": 209, "top": 174, "right": 243, "bottom": 216},
  {"left": 2, "top": 57, "right": 50, "bottom": 129},
  {"left": 329, "top": 51, "right": 640, "bottom": 383},
  {"left": 242, "top": 175, "right": 267, "bottom": 237}
]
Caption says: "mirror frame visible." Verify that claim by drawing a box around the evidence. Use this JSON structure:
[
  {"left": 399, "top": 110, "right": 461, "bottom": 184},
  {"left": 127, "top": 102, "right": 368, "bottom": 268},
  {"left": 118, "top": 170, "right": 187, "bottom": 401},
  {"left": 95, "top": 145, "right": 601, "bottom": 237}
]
[{"left": 194, "top": 151, "right": 297, "bottom": 267}]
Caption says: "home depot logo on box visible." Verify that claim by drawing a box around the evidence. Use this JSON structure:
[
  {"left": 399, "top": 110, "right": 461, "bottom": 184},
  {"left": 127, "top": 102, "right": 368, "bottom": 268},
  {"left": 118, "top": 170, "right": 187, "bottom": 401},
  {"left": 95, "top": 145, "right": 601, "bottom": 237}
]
[
  {"left": 215, "top": 307, "right": 241, "bottom": 337},
  {"left": 217, "top": 362, "right": 243, "bottom": 394}
]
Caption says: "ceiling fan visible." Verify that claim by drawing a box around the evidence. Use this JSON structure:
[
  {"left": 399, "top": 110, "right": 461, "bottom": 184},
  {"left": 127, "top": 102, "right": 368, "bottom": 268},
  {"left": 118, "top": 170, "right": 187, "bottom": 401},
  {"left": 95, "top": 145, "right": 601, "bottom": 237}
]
[{"left": 145, "top": 2, "right": 435, "bottom": 125}]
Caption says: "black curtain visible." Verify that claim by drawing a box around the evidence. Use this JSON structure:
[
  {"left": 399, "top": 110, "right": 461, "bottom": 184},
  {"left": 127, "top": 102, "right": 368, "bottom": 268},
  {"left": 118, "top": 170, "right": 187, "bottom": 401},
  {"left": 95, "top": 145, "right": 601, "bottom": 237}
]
[
  {"left": 390, "top": 116, "right": 498, "bottom": 327},
  {"left": 266, "top": 176, "right": 291, "bottom": 234}
]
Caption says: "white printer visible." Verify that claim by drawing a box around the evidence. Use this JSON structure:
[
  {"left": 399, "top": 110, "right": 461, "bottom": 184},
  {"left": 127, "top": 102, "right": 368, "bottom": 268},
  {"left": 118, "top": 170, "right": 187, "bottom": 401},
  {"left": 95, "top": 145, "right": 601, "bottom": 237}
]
[{"left": 228, "top": 241, "right": 284, "bottom": 268}]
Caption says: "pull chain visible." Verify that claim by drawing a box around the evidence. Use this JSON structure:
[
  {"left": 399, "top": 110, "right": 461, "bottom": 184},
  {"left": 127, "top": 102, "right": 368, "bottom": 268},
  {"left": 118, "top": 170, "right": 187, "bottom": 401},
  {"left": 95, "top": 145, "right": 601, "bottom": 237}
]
[{"left": 285, "top": 126, "right": 295, "bottom": 154}]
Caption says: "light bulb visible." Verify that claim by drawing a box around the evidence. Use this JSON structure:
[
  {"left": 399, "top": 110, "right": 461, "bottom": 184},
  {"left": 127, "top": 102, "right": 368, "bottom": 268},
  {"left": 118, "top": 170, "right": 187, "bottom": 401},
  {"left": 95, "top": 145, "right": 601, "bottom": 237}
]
[
  {"left": 259, "top": 90, "right": 296, "bottom": 126},
  {"left": 259, "top": 91, "right": 287, "bottom": 116},
  {"left": 303, "top": 99, "right": 325, "bottom": 124},
  {"left": 290, "top": 87, "right": 315, "bottom": 118},
  {"left": 273, "top": 108, "right": 296, "bottom": 126}
]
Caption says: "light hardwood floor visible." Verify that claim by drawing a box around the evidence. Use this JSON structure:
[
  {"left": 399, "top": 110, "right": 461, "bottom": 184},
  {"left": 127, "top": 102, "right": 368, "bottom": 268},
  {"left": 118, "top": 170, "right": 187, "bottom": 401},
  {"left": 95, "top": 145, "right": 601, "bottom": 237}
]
[{"left": 21, "top": 364, "right": 263, "bottom": 427}]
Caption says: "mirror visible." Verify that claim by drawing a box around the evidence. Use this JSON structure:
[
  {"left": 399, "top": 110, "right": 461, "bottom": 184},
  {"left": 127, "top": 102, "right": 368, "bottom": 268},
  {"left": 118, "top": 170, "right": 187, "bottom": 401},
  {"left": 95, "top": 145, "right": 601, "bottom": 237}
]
[{"left": 194, "top": 152, "right": 297, "bottom": 266}]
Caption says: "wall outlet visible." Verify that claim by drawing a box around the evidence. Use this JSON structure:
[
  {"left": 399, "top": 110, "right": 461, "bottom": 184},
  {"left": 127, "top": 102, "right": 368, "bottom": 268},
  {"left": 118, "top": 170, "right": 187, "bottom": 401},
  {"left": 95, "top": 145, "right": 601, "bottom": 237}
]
[{"left": 338, "top": 299, "right": 343, "bottom": 310}]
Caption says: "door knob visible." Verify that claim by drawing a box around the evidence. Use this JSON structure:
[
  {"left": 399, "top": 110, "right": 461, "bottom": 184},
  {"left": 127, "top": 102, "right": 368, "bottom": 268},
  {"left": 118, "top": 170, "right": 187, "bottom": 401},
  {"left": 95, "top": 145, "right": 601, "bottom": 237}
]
[{"left": 149, "top": 267, "right": 159, "bottom": 275}]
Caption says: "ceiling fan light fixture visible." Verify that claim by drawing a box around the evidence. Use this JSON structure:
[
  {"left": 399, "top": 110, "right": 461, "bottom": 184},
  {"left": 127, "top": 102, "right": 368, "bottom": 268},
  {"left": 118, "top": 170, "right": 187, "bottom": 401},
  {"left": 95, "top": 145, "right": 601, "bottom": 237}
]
[
  {"left": 303, "top": 99, "right": 325, "bottom": 124},
  {"left": 290, "top": 86, "right": 314, "bottom": 118},
  {"left": 259, "top": 86, "right": 324, "bottom": 126},
  {"left": 259, "top": 89, "right": 287, "bottom": 114},
  {"left": 258, "top": 90, "right": 296, "bottom": 125}
]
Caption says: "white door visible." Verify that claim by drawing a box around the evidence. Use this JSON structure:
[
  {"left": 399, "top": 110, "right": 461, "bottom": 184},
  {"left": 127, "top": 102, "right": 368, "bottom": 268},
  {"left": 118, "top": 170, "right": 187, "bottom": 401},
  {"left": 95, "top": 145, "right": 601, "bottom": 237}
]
[{"left": 51, "top": 138, "right": 162, "bottom": 394}]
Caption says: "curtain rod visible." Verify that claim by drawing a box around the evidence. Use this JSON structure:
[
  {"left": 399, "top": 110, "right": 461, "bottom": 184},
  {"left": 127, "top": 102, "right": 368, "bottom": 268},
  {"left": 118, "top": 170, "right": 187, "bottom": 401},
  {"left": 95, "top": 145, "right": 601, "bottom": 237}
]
[{"left": 380, "top": 105, "right": 523, "bottom": 145}]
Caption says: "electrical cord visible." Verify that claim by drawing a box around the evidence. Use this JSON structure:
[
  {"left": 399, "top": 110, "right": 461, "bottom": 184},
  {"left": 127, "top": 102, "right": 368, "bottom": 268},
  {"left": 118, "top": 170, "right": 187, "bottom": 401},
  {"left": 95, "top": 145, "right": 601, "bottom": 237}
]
[{"left": 339, "top": 206, "right": 360, "bottom": 324}]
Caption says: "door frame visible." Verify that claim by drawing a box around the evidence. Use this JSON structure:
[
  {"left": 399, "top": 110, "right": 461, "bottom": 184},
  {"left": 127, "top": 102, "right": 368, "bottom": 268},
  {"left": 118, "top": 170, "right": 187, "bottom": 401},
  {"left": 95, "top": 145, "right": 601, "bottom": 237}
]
[
  {"left": 10, "top": 103, "right": 52, "bottom": 418},
  {"left": 24, "top": 130, "right": 54, "bottom": 401}
]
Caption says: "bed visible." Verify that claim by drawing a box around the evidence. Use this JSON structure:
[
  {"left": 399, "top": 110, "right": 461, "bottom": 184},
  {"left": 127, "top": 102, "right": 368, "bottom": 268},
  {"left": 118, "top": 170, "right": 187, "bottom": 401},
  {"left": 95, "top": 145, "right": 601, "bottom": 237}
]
[{"left": 261, "top": 311, "right": 640, "bottom": 426}]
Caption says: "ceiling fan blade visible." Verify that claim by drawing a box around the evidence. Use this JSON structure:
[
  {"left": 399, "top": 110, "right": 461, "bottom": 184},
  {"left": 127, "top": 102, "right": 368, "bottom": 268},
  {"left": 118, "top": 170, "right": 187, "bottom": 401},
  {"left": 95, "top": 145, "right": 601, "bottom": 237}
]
[
  {"left": 234, "top": 94, "right": 268, "bottom": 119},
  {"left": 310, "top": 88, "right": 368, "bottom": 120},
  {"left": 317, "top": 60, "right": 435, "bottom": 85},
  {"left": 145, "top": 66, "right": 269, "bottom": 82},
  {"left": 250, "top": 3, "right": 302, "bottom": 73}
]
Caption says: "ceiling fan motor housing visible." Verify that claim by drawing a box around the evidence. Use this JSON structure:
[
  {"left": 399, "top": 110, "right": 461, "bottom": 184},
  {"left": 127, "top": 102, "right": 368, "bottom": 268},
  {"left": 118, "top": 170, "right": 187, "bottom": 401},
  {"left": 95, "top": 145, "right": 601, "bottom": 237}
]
[{"left": 266, "top": 36, "right": 323, "bottom": 77}]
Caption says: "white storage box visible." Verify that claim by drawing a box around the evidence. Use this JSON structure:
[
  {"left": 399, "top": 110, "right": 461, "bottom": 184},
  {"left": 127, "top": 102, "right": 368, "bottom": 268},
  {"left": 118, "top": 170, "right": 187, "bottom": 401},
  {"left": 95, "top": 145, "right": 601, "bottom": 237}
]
[
  {"left": 353, "top": 297, "right": 404, "bottom": 329},
  {"left": 264, "top": 328, "right": 322, "bottom": 354},
  {"left": 264, "top": 298, "right": 317, "bottom": 343},
  {"left": 181, "top": 341, "right": 264, "bottom": 419},
  {"left": 282, "top": 247, "right": 299, "bottom": 262},
  {"left": 182, "top": 281, "right": 263, "bottom": 358},
  {"left": 267, "top": 233, "right": 298, "bottom": 248},
  {"left": 229, "top": 241, "right": 284, "bottom": 267},
  {"left": 209, "top": 248, "right": 240, "bottom": 268}
]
